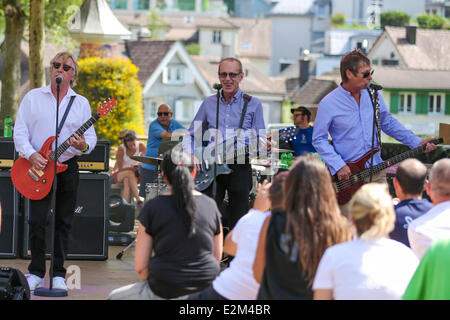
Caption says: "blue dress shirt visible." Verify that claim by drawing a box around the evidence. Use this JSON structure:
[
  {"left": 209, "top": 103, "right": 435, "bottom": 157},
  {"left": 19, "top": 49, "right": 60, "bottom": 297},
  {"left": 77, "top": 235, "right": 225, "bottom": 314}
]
[{"left": 312, "top": 85, "right": 421, "bottom": 176}]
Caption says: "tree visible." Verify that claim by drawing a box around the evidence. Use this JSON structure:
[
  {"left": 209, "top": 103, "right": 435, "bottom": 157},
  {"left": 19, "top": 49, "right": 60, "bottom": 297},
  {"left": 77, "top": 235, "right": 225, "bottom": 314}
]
[
  {"left": 416, "top": 14, "right": 447, "bottom": 29},
  {"left": 29, "top": 0, "right": 44, "bottom": 89},
  {"left": 0, "top": 0, "right": 26, "bottom": 123},
  {"left": 330, "top": 12, "right": 346, "bottom": 26},
  {"left": 75, "top": 57, "right": 145, "bottom": 146},
  {"left": 380, "top": 11, "right": 410, "bottom": 28}
]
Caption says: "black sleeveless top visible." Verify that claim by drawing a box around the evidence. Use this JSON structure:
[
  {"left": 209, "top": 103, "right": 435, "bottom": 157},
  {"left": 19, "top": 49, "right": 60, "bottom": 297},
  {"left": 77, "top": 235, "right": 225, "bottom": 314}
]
[{"left": 257, "top": 210, "right": 313, "bottom": 300}]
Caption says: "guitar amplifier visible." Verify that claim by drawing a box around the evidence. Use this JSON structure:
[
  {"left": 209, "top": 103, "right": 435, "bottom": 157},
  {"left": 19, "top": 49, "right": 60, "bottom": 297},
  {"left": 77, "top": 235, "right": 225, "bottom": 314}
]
[
  {"left": 77, "top": 140, "right": 110, "bottom": 172},
  {"left": 0, "top": 138, "right": 18, "bottom": 169},
  {"left": 0, "top": 172, "right": 19, "bottom": 258},
  {"left": 21, "top": 173, "right": 109, "bottom": 260}
]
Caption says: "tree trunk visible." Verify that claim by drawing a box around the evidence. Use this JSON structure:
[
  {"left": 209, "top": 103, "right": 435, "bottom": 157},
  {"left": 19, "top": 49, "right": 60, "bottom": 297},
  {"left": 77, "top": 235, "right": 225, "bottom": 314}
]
[
  {"left": 0, "top": 0, "right": 26, "bottom": 125},
  {"left": 29, "top": 0, "right": 45, "bottom": 90}
]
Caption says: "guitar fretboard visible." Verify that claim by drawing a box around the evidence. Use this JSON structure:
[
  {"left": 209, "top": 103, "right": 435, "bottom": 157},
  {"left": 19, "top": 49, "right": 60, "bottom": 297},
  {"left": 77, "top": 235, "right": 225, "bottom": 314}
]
[{"left": 49, "top": 113, "right": 100, "bottom": 161}]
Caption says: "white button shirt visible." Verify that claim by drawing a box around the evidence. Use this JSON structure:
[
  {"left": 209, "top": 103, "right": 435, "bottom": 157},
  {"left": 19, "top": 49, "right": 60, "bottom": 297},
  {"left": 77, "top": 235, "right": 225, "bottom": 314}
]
[
  {"left": 13, "top": 85, "right": 97, "bottom": 163},
  {"left": 408, "top": 200, "right": 450, "bottom": 259}
]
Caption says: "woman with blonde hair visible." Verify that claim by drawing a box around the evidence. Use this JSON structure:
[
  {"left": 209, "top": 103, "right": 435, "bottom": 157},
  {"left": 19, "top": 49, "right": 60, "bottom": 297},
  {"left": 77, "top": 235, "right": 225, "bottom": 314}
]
[
  {"left": 253, "top": 155, "right": 351, "bottom": 299},
  {"left": 313, "top": 183, "right": 419, "bottom": 300}
]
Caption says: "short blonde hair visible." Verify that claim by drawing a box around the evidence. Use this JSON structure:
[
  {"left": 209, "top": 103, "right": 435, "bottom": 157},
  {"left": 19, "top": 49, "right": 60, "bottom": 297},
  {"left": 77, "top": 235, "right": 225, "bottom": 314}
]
[
  {"left": 50, "top": 51, "right": 79, "bottom": 86},
  {"left": 349, "top": 183, "right": 395, "bottom": 240}
]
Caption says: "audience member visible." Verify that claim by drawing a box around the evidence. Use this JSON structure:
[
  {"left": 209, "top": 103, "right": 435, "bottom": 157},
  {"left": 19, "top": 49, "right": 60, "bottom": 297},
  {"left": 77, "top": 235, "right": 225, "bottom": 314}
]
[
  {"left": 313, "top": 183, "right": 419, "bottom": 300},
  {"left": 408, "top": 158, "right": 450, "bottom": 259},
  {"left": 114, "top": 132, "right": 146, "bottom": 206},
  {"left": 108, "top": 150, "right": 223, "bottom": 300},
  {"left": 403, "top": 238, "right": 450, "bottom": 300},
  {"left": 253, "top": 155, "right": 351, "bottom": 300},
  {"left": 189, "top": 172, "right": 288, "bottom": 300},
  {"left": 389, "top": 159, "right": 432, "bottom": 247}
]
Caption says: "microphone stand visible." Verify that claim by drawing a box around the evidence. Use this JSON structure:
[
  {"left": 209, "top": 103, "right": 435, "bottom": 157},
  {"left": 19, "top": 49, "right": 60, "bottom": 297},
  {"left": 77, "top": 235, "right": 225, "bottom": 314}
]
[
  {"left": 34, "top": 78, "right": 67, "bottom": 297},
  {"left": 212, "top": 85, "right": 221, "bottom": 201}
]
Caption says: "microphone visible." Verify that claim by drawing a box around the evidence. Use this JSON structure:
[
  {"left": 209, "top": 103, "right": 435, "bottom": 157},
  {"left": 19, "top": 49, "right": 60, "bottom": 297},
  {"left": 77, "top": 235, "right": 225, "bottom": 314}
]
[
  {"left": 213, "top": 83, "right": 222, "bottom": 90},
  {"left": 369, "top": 83, "right": 382, "bottom": 91},
  {"left": 55, "top": 75, "right": 63, "bottom": 84}
]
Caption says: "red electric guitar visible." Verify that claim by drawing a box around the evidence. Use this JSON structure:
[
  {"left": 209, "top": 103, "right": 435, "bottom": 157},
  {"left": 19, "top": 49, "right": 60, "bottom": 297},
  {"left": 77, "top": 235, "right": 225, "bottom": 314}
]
[
  {"left": 11, "top": 98, "right": 116, "bottom": 200},
  {"left": 334, "top": 137, "right": 443, "bottom": 205}
]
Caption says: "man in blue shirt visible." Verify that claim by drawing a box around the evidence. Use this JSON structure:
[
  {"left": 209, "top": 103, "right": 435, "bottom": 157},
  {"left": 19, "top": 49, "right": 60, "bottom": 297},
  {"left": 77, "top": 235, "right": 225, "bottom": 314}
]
[
  {"left": 390, "top": 159, "right": 432, "bottom": 247},
  {"left": 290, "top": 106, "right": 316, "bottom": 156},
  {"left": 186, "top": 57, "right": 266, "bottom": 229},
  {"left": 312, "top": 49, "right": 436, "bottom": 214},
  {"left": 139, "top": 104, "right": 185, "bottom": 198}
]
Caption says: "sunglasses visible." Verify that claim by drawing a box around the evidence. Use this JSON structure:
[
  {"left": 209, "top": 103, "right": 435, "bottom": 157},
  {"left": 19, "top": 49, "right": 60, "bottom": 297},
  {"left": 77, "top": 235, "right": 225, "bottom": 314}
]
[
  {"left": 358, "top": 69, "right": 374, "bottom": 78},
  {"left": 157, "top": 112, "right": 171, "bottom": 116},
  {"left": 293, "top": 113, "right": 306, "bottom": 118},
  {"left": 218, "top": 72, "right": 240, "bottom": 79},
  {"left": 52, "top": 61, "right": 73, "bottom": 72}
]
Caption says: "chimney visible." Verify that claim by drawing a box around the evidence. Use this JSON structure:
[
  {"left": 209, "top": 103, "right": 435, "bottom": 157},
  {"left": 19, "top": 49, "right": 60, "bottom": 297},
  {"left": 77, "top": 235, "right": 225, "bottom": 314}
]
[
  {"left": 406, "top": 24, "right": 417, "bottom": 45},
  {"left": 299, "top": 52, "right": 310, "bottom": 87}
]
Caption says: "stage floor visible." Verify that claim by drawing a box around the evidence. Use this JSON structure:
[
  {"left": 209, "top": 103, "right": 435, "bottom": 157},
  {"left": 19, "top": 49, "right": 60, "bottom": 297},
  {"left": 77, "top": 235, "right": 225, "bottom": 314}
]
[{"left": 0, "top": 245, "right": 138, "bottom": 300}]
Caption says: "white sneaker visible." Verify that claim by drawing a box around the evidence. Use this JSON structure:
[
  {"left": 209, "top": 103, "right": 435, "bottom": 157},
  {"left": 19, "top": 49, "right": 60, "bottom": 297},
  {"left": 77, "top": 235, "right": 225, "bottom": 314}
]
[
  {"left": 25, "top": 274, "right": 44, "bottom": 291},
  {"left": 52, "top": 276, "right": 68, "bottom": 291}
]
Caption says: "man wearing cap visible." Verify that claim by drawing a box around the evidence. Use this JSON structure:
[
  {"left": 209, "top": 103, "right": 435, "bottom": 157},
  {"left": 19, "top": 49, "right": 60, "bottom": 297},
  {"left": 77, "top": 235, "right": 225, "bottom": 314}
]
[{"left": 289, "top": 106, "right": 316, "bottom": 156}]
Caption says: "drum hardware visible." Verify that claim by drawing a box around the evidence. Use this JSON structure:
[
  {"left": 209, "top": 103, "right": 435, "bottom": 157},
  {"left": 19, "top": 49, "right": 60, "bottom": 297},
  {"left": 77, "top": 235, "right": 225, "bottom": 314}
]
[{"left": 271, "top": 148, "right": 294, "bottom": 153}]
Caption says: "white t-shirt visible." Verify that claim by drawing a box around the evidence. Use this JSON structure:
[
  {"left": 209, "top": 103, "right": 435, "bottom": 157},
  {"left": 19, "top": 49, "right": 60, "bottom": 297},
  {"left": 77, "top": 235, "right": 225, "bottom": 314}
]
[
  {"left": 213, "top": 209, "right": 270, "bottom": 300},
  {"left": 408, "top": 200, "right": 450, "bottom": 259},
  {"left": 312, "top": 238, "right": 419, "bottom": 300}
]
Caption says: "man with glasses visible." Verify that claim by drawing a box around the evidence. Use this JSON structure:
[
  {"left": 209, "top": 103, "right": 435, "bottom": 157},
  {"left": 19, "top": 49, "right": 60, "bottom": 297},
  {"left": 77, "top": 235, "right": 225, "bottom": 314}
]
[
  {"left": 14, "top": 51, "right": 97, "bottom": 293},
  {"left": 186, "top": 57, "right": 266, "bottom": 230},
  {"left": 289, "top": 106, "right": 316, "bottom": 156},
  {"left": 312, "top": 49, "right": 436, "bottom": 215},
  {"left": 139, "top": 104, "right": 185, "bottom": 199}
]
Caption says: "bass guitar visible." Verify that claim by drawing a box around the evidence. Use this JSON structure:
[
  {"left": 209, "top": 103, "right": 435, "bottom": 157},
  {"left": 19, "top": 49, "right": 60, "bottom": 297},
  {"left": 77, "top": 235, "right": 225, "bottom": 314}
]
[
  {"left": 11, "top": 98, "right": 116, "bottom": 200},
  {"left": 334, "top": 137, "right": 443, "bottom": 205}
]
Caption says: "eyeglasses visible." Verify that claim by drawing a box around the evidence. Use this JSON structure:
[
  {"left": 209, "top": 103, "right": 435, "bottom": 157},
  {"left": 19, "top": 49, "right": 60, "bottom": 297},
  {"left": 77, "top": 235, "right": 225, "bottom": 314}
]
[
  {"left": 218, "top": 72, "right": 241, "bottom": 79},
  {"left": 52, "top": 61, "right": 73, "bottom": 72},
  {"left": 157, "top": 112, "right": 171, "bottom": 116},
  {"left": 358, "top": 69, "right": 374, "bottom": 78}
]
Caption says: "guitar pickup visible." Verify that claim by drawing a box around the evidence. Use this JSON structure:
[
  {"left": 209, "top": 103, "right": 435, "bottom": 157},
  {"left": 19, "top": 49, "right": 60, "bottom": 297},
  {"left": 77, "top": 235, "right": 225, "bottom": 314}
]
[{"left": 28, "top": 169, "right": 40, "bottom": 182}]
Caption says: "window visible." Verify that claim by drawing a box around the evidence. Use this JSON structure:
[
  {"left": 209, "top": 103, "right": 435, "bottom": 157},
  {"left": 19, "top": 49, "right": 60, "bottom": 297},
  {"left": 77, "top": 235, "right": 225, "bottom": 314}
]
[
  {"left": 175, "top": 100, "right": 201, "bottom": 122},
  {"left": 399, "top": 92, "right": 415, "bottom": 114},
  {"left": 381, "top": 59, "right": 399, "bottom": 66},
  {"left": 429, "top": 93, "right": 445, "bottom": 114},
  {"left": 134, "top": 0, "right": 149, "bottom": 10},
  {"left": 110, "top": 0, "right": 127, "bottom": 9},
  {"left": 213, "top": 31, "right": 222, "bottom": 44},
  {"left": 317, "top": 5, "right": 326, "bottom": 18},
  {"left": 163, "top": 66, "right": 184, "bottom": 85}
]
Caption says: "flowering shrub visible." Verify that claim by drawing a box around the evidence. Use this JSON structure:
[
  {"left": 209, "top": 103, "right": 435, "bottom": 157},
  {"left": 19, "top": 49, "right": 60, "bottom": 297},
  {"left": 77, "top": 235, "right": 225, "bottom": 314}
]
[{"left": 75, "top": 57, "right": 145, "bottom": 147}]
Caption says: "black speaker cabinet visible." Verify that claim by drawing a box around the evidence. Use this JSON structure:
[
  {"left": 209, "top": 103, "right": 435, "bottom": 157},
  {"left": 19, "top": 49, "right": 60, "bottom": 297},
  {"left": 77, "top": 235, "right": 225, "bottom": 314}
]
[
  {"left": 77, "top": 140, "right": 110, "bottom": 172},
  {"left": 21, "top": 173, "right": 109, "bottom": 260},
  {"left": 0, "top": 138, "right": 18, "bottom": 169},
  {"left": 0, "top": 172, "right": 19, "bottom": 258}
]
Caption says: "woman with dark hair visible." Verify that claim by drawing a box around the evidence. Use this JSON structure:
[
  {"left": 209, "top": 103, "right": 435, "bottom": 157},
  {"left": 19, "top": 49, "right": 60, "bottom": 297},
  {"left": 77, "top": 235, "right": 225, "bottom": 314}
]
[
  {"left": 114, "top": 132, "right": 146, "bottom": 206},
  {"left": 108, "top": 150, "right": 223, "bottom": 300},
  {"left": 253, "top": 154, "right": 351, "bottom": 299}
]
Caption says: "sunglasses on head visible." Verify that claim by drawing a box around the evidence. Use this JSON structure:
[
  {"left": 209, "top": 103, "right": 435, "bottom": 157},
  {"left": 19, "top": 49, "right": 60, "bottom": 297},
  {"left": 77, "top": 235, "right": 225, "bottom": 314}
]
[
  {"left": 157, "top": 112, "right": 171, "bottom": 116},
  {"left": 358, "top": 69, "right": 374, "bottom": 78},
  {"left": 52, "top": 61, "right": 73, "bottom": 72},
  {"left": 218, "top": 72, "right": 240, "bottom": 79}
]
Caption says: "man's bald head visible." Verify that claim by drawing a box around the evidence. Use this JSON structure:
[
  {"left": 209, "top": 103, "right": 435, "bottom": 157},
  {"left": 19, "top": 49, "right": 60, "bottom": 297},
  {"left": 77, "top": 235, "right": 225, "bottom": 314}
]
[
  {"left": 158, "top": 104, "right": 172, "bottom": 113},
  {"left": 395, "top": 159, "right": 428, "bottom": 196},
  {"left": 429, "top": 158, "right": 450, "bottom": 199}
]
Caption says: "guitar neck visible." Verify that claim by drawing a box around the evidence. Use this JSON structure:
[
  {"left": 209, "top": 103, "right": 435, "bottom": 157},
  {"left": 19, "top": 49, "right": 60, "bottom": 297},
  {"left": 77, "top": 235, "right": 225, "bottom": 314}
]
[
  {"left": 354, "top": 138, "right": 442, "bottom": 181},
  {"left": 49, "top": 113, "right": 100, "bottom": 161}
]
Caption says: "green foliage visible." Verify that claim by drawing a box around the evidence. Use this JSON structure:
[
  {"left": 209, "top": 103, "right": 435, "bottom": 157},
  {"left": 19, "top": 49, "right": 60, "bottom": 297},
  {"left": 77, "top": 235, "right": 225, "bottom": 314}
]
[
  {"left": 148, "top": 8, "right": 168, "bottom": 40},
  {"left": 75, "top": 57, "right": 145, "bottom": 147},
  {"left": 43, "top": 0, "right": 83, "bottom": 44},
  {"left": 380, "top": 11, "right": 410, "bottom": 28},
  {"left": 416, "top": 14, "right": 447, "bottom": 29},
  {"left": 185, "top": 43, "right": 200, "bottom": 55},
  {"left": 331, "top": 12, "right": 346, "bottom": 26}
]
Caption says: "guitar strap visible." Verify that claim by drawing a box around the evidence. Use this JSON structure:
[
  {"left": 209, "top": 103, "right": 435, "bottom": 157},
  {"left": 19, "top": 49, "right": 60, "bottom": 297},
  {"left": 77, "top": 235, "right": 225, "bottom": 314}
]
[
  {"left": 57, "top": 95, "right": 76, "bottom": 136},
  {"left": 367, "top": 88, "right": 381, "bottom": 182},
  {"left": 234, "top": 94, "right": 252, "bottom": 161}
]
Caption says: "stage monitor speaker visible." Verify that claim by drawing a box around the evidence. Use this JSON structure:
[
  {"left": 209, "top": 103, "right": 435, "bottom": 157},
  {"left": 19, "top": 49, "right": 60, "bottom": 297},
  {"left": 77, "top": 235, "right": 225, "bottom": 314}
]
[
  {"left": 21, "top": 173, "right": 109, "bottom": 260},
  {"left": 0, "top": 172, "right": 19, "bottom": 258}
]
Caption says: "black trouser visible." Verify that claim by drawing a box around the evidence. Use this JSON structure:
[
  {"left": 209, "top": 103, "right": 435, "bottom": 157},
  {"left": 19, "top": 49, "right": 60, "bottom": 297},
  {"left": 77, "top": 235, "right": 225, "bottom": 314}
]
[
  {"left": 204, "top": 164, "right": 252, "bottom": 230},
  {"left": 28, "top": 157, "right": 79, "bottom": 278}
]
